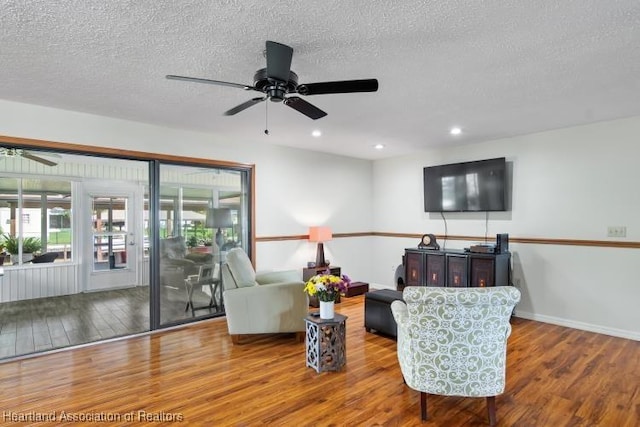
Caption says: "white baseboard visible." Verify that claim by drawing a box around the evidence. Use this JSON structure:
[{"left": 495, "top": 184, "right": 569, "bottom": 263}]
[
  {"left": 369, "top": 283, "right": 395, "bottom": 291},
  {"left": 365, "top": 287, "right": 640, "bottom": 342},
  {"left": 515, "top": 310, "right": 640, "bottom": 342}
]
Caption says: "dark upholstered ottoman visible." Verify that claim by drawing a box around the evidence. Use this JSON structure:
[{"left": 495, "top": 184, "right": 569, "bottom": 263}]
[{"left": 364, "top": 289, "right": 404, "bottom": 339}]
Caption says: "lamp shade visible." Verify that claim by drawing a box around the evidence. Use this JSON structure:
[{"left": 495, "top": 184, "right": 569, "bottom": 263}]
[
  {"left": 308, "top": 226, "right": 332, "bottom": 243},
  {"left": 207, "top": 208, "right": 234, "bottom": 249},
  {"left": 309, "top": 226, "right": 332, "bottom": 267},
  {"left": 206, "top": 208, "right": 233, "bottom": 228}
]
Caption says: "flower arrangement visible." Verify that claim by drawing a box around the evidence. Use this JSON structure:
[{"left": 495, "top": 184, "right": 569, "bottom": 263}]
[{"left": 304, "top": 271, "right": 351, "bottom": 302}]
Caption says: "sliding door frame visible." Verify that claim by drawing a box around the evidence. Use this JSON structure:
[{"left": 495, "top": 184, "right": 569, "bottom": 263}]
[{"left": 0, "top": 134, "right": 256, "bottom": 332}]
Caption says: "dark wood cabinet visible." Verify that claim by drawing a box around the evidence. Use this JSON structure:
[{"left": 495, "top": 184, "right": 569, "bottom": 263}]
[
  {"left": 303, "top": 266, "right": 341, "bottom": 282},
  {"left": 403, "top": 248, "right": 510, "bottom": 288}
]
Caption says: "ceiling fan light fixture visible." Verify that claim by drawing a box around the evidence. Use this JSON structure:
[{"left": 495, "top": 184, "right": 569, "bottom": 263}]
[
  {"left": 0, "top": 147, "right": 58, "bottom": 166},
  {"left": 167, "top": 40, "right": 378, "bottom": 125},
  {"left": 0, "top": 147, "right": 23, "bottom": 157},
  {"left": 267, "top": 88, "right": 285, "bottom": 102},
  {"left": 312, "top": 130, "right": 322, "bottom": 137}
]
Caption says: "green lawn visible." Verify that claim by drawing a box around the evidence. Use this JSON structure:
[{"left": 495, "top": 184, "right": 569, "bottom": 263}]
[{"left": 49, "top": 230, "right": 71, "bottom": 244}]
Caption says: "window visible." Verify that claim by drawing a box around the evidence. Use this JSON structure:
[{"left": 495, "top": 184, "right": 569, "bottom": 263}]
[
  {"left": 49, "top": 209, "right": 71, "bottom": 229},
  {"left": 0, "top": 177, "right": 72, "bottom": 265}
]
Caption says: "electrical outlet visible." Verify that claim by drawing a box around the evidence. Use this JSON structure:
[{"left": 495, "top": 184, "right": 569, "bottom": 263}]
[{"left": 607, "top": 226, "right": 627, "bottom": 238}]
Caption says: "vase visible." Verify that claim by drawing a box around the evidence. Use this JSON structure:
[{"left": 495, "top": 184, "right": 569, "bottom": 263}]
[{"left": 319, "top": 300, "right": 335, "bottom": 319}]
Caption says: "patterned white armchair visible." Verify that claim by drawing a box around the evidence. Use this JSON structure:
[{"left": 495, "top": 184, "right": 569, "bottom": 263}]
[
  {"left": 222, "top": 248, "right": 308, "bottom": 344},
  {"left": 391, "top": 286, "right": 521, "bottom": 425}
]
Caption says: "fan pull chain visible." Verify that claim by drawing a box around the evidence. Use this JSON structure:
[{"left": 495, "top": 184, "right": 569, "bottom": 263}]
[{"left": 264, "top": 101, "right": 269, "bottom": 135}]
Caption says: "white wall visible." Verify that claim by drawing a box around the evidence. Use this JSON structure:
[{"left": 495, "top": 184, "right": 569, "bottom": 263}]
[
  {"left": 371, "top": 116, "right": 640, "bottom": 340},
  {"left": 252, "top": 145, "right": 373, "bottom": 280},
  {"left": 0, "top": 99, "right": 374, "bottom": 283},
  {"left": 3, "top": 99, "right": 639, "bottom": 340}
]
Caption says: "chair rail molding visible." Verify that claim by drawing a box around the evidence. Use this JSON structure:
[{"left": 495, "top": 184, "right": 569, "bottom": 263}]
[{"left": 256, "top": 232, "right": 640, "bottom": 249}]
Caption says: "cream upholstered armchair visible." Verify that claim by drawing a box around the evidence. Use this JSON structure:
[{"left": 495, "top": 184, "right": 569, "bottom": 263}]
[
  {"left": 222, "top": 248, "right": 308, "bottom": 344},
  {"left": 391, "top": 286, "right": 521, "bottom": 425}
]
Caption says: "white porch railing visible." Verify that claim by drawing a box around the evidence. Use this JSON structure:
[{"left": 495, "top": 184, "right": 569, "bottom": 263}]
[
  {"left": 0, "top": 263, "right": 78, "bottom": 303},
  {"left": 0, "top": 258, "right": 150, "bottom": 303}
]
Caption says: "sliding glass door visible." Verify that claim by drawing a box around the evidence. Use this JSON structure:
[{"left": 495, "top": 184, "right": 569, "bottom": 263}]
[
  {"left": 0, "top": 150, "right": 150, "bottom": 358},
  {"left": 158, "top": 163, "right": 250, "bottom": 325},
  {"left": 0, "top": 142, "right": 253, "bottom": 359}
]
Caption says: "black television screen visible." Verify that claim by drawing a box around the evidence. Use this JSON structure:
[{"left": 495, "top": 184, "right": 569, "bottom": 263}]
[{"left": 423, "top": 157, "right": 506, "bottom": 212}]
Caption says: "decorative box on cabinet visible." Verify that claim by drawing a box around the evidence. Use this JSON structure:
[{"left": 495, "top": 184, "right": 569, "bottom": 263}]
[{"left": 403, "top": 248, "right": 510, "bottom": 288}]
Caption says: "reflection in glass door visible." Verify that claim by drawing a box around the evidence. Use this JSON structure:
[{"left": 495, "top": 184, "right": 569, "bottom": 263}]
[{"left": 158, "top": 164, "right": 249, "bottom": 325}]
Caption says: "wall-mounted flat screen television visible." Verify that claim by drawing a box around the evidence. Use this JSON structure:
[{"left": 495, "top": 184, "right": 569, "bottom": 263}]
[{"left": 423, "top": 157, "right": 506, "bottom": 212}]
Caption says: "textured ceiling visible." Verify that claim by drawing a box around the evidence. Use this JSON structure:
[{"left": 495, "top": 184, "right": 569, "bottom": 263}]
[{"left": 2, "top": 1, "right": 639, "bottom": 160}]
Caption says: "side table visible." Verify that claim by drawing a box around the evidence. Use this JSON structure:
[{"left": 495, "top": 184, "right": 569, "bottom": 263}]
[{"left": 304, "top": 313, "right": 348, "bottom": 373}]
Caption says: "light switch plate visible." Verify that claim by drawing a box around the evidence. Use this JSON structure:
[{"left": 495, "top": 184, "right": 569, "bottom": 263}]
[{"left": 607, "top": 226, "right": 627, "bottom": 238}]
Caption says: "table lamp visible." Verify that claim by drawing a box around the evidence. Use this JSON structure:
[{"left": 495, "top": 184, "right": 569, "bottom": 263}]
[
  {"left": 308, "top": 226, "right": 332, "bottom": 267},
  {"left": 206, "top": 208, "right": 233, "bottom": 248}
]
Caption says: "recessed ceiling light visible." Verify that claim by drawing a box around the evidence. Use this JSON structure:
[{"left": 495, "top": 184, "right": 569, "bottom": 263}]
[
  {"left": 450, "top": 127, "right": 462, "bottom": 135},
  {"left": 311, "top": 130, "right": 322, "bottom": 137},
  {"left": 374, "top": 144, "right": 385, "bottom": 150}
]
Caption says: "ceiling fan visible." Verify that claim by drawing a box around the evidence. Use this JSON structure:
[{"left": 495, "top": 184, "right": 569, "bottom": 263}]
[
  {"left": 0, "top": 147, "right": 59, "bottom": 166},
  {"left": 166, "top": 41, "right": 378, "bottom": 120}
]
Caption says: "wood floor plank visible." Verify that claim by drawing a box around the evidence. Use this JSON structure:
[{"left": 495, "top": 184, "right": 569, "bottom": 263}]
[{"left": 0, "top": 295, "right": 638, "bottom": 426}]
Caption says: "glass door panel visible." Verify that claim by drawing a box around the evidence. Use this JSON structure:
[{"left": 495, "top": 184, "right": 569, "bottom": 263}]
[
  {"left": 85, "top": 189, "right": 138, "bottom": 292},
  {"left": 92, "top": 196, "right": 129, "bottom": 271},
  {"left": 158, "top": 164, "right": 249, "bottom": 325}
]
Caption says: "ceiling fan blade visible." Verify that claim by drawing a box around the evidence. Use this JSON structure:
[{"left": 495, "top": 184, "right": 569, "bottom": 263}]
[
  {"left": 297, "top": 79, "right": 379, "bottom": 96},
  {"left": 166, "top": 75, "right": 255, "bottom": 91},
  {"left": 266, "top": 41, "right": 293, "bottom": 82},
  {"left": 22, "top": 151, "right": 57, "bottom": 166},
  {"left": 223, "top": 97, "right": 266, "bottom": 116},
  {"left": 283, "top": 96, "right": 327, "bottom": 120}
]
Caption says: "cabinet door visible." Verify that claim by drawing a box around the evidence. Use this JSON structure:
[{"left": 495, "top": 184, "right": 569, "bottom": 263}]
[
  {"left": 446, "top": 255, "right": 467, "bottom": 287},
  {"left": 405, "top": 251, "right": 424, "bottom": 286},
  {"left": 425, "top": 253, "right": 445, "bottom": 286},
  {"left": 470, "top": 257, "right": 494, "bottom": 287}
]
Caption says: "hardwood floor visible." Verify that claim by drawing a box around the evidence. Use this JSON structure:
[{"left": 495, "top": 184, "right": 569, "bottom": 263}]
[{"left": 0, "top": 295, "right": 638, "bottom": 426}]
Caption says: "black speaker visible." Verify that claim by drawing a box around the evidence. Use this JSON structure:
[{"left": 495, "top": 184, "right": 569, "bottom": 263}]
[{"left": 496, "top": 233, "right": 509, "bottom": 253}]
